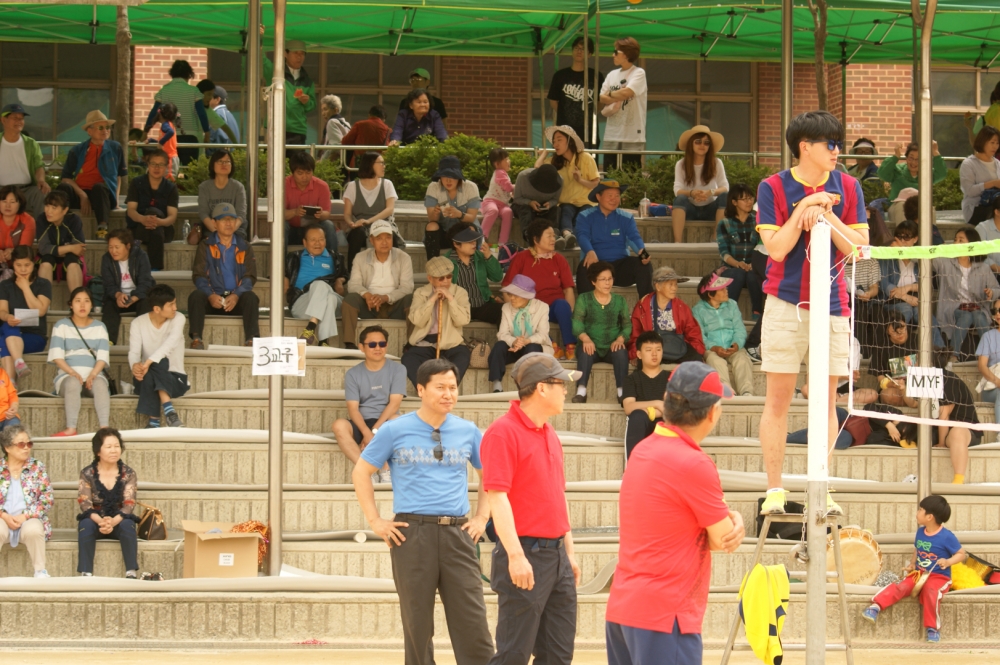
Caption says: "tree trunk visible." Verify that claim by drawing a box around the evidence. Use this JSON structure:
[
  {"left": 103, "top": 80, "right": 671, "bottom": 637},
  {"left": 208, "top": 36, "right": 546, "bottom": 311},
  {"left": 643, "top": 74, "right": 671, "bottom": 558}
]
[
  {"left": 114, "top": 7, "right": 132, "bottom": 156},
  {"left": 808, "top": 0, "right": 829, "bottom": 111}
]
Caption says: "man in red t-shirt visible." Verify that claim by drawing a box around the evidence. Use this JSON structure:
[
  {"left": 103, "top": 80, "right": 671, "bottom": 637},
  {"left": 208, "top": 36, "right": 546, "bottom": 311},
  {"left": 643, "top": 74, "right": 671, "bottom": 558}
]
[
  {"left": 606, "top": 361, "right": 745, "bottom": 665},
  {"left": 481, "top": 353, "right": 582, "bottom": 665}
]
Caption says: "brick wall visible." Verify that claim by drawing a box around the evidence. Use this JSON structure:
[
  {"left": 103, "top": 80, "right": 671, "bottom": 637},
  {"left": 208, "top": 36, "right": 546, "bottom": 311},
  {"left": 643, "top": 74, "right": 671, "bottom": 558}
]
[
  {"left": 132, "top": 47, "right": 208, "bottom": 129},
  {"left": 439, "top": 57, "right": 530, "bottom": 146},
  {"left": 758, "top": 61, "right": 913, "bottom": 164}
]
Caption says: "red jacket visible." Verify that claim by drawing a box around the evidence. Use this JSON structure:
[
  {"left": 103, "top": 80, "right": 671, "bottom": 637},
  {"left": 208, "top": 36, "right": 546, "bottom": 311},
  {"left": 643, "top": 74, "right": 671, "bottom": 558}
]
[
  {"left": 340, "top": 118, "right": 391, "bottom": 166},
  {"left": 628, "top": 293, "right": 704, "bottom": 360}
]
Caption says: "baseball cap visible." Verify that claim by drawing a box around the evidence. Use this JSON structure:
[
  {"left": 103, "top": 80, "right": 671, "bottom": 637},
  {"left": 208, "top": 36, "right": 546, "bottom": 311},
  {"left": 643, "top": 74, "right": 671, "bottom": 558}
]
[
  {"left": 286, "top": 39, "right": 306, "bottom": 52},
  {"left": 892, "top": 187, "right": 919, "bottom": 203},
  {"left": 1, "top": 103, "right": 28, "bottom": 117},
  {"left": 666, "top": 362, "right": 733, "bottom": 409},
  {"left": 653, "top": 266, "right": 689, "bottom": 284},
  {"left": 410, "top": 68, "right": 431, "bottom": 80},
  {"left": 511, "top": 353, "right": 581, "bottom": 389},
  {"left": 369, "top": 220, "right": 394, "bottom": 237},
  {"left": 213, "top": 86, "right": 228, "bottom": 101},
  {"left": 212, "top": 202, "right": 238, "bottom": 220},
  {"left": 451, "top": 225, "right": 482, "bottom": 244},
  {"left": 425, "top": 256, "right": 454, "bottom": 278}
]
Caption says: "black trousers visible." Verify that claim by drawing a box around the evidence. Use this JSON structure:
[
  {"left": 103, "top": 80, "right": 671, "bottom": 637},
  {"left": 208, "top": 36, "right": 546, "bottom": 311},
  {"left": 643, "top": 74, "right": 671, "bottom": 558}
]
[
  {"left": 390, "top": 517, "right": 495, "bottom": 665},
  {"left": 101, "top": 296, "right": 150, "bottom": 346},
  {"left": 471, "top": 301, "right": 504, "bottom": 326},
  {"left": 424, "top": 227, "right": 449, "bottom": 260},
  {"left": 187, "top": 290, "right": 260, "bottom": 343},
  {"left": 127, "top": 221, "right": 176, "bottom": 271},
  {"left": 134, "top": 358, "right": 189, "bottom": 417},
  {"left": 57, "top": 181, "right": 113, "bottom": 226},
  {"left": 511, "top": 203, "right": 558, "bottom": 243},
  {"left": 286, "top": 132, "right": 307, "bottom": 159},
  {"left": 625, "top": 413, "right": 659, "bottom": 460},
  {"left": 401, "top": 344, "right": 471, "bottom": 390},
  {"left": 576, "top": 257, "right": 653, "bottom": 298},
  {"left": 77, "top": 517, "right": 139, "bottom": 574},
  {"left": 488, "top": 342, "right": 543, "bottom": 382},
  {"left": 489, "top": 538, "right": 577, "bottom": 665}
]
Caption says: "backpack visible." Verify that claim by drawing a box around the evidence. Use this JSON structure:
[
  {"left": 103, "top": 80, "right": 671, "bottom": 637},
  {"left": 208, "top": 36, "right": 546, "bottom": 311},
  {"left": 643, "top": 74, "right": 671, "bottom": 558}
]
[{"left": 496, "top": 243, "right": 521, "bottom": 274}]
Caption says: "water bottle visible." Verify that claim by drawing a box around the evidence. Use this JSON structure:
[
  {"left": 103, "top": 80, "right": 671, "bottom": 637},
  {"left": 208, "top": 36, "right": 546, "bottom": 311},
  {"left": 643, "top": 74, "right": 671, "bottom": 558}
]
[
  {"left": 181, "top": 219, "right": 191, "bottom": 239},
  {"left": 638, "top": 194, "right": 650, "bottom": 218}
]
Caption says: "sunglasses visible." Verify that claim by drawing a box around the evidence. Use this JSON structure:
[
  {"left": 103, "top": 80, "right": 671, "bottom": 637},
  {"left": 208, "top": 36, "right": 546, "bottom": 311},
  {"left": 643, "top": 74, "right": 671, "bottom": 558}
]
[
  {"left": 805, "top": 139, "right": 845, "bottom": 152},
  {"left": 365, "top": 341, "right": 388, "bottom": 348},
  {"left": 431, "top": 429, "right": 443, "bottom": 461},
  {"left": 692, "top": 139, "right": 712, "bottom": 146},
  {"left": 993, "top": 308, "right": 1000, "bottom": 315},
  {"left": 12, "top": 440, "right": 33, "bottom": 449},
  {"left": 896, "top": 234, "right": 916, "bottom": 241}
]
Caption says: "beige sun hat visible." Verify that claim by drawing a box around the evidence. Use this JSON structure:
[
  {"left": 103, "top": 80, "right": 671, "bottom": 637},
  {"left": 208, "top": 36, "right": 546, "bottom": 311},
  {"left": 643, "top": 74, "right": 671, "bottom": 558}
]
[
  {"left": 678, "top": 124, "right": 724, "bottom": 153},
  {"left": 544, "top": 124, "right": 585, "bottom": 154},
  {"left": 82, "top": 110, "right": 115, "bottom": 131}
]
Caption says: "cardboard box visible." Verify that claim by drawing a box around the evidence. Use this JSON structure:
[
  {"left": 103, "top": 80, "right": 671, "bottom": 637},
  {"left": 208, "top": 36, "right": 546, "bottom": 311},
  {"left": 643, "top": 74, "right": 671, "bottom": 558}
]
[{"left": 182, "top": 520, "right": 262, "bottom": 578}]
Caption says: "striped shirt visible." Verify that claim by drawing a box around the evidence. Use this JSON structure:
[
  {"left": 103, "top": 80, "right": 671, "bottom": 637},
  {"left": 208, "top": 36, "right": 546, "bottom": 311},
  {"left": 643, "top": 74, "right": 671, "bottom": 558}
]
[
  {"left": 47, "top": 318, "right": 110, "bottom": 391},
  {"left": 154, "top": 79, "right": 211, "bottom": 134}
]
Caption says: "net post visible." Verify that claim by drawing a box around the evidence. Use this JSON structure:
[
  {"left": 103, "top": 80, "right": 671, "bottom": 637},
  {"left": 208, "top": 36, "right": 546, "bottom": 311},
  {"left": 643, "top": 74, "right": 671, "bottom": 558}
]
[{"left": 806, "top": 220, "right": 831, "bottom": 665}]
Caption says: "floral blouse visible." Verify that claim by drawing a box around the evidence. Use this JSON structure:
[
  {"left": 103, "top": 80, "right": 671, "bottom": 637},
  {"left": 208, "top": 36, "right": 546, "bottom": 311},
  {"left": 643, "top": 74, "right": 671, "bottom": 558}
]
[
  {"left": 77, "top": 460, "right": 138, "bottom": 522},
  {"left": 0, "top": 456, "right": 54, "bottom": 540}
]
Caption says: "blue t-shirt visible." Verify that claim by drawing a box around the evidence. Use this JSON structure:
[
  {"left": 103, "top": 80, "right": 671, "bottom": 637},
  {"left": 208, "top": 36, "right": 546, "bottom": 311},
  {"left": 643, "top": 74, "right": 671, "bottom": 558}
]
[
  {"left": 976, "top": 328, "right": 1000, "bottom": 367},
  {"left": 915, "top": 525, "right": 962, "bottom": 579},
  {"left": 575, "top": 206, "right": 645, "bottom": 263},
  {"left": 294, "top": 249, "right": 335, "bottom": 291},
  {"left": 360, "top": 411, "right": 481, "bottom": 517}
]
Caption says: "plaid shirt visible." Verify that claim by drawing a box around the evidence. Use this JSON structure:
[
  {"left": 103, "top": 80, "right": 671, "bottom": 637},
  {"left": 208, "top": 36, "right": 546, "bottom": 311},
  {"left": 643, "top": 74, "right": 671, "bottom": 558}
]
[{"left": 715, "top": 211, "right": 760, "bottom": 264}]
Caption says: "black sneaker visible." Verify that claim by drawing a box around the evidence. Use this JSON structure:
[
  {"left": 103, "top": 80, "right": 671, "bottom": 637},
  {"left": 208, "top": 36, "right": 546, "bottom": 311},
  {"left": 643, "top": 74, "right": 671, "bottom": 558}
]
[
  {"left": 746, "top": 346, "right": 762, "bottom": 364},
  {"left": 165, "top": 411, "right": 184, "bottom": 428}
]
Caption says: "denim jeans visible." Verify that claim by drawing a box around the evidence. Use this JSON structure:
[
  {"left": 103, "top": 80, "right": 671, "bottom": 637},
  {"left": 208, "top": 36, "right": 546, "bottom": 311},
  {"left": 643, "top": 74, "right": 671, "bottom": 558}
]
[
  {"left": 558, "top": 204, "right": 590, "bottom": 234},
  {"left": 720, "top": 266, "right": 764, "bottom": 315},
  {"left": 549, "top": 298, "right": 575, "bottom": 345},
  {"left": 576, "top": 347, "right": 629, "bottom": 390},
  {"left": 952, "top": 308, "right": 991, "bottom": 355},
  {"left": 981, "top": 388, "right": 1000, "bottom": 424}
]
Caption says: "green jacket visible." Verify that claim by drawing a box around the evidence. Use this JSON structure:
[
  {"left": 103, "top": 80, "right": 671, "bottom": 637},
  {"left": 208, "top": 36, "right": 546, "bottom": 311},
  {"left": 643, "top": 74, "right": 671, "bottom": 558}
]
[
  {"left": 572, "top": 291, "right": 631, "bottom": 354},
  {"left": 877, "top": 154, "right": 947, "bottom": 201},
  {"left": 263, "top": 56, "right": 317, "bottom": 136},
  {"left": 444, "top": 249, "right": 502, "bottom": 303},
  {"left": 0, "top": 134, "right": 44, "bottom": 184}
]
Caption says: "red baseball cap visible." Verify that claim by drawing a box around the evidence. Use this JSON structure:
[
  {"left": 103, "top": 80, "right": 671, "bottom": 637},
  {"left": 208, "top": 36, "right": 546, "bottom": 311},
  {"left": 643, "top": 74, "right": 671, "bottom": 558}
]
[{"left": 666, "top": 361, "right": 733, "bottom": 408}]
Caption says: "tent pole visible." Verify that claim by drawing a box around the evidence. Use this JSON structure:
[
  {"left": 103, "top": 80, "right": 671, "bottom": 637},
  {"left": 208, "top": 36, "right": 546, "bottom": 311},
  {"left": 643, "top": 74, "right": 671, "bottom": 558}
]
[
  {"left": 582, "top": 18, "right": 588, "bottom": 144},
  {"left": 247, "top": 0, "right": 261, "bottom": 240},
  {"left": 267, "top": 0, "right": 287, "bottom": 578},
  {"left": 841, "top": 63, "right": 847, "bottom": 133},
  {"left": 780, "top": 0, "right": 793, "bottom": 170},
  {"left": 114, "top": 6, "right": 130, "bottom": 192},
  {"left": 539, "top": 54, "right": 546, "bottom": 140},
  {"left": 916, "top": 0, "right": 937, "bottom": 504},
  {"left": 911, "top": 20, "right": 919, "bottom": 143}
]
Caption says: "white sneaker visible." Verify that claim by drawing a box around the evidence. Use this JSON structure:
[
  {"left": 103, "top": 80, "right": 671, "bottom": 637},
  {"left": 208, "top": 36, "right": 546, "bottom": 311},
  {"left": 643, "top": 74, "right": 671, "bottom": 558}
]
[
  {"left": 371, "top": 472, "right": 381, "bottom": 485},
  {"left": 34, "top": 570, "right": 49, "bottom": 578}
]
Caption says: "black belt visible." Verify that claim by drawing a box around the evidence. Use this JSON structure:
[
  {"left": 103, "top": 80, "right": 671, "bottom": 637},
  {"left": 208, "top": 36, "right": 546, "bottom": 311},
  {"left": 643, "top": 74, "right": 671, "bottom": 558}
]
[
  {"left": 396, "top": 513, "right": 468, "bottom": 526},
  {"left": 519, "top": 536, "right": 564, "bottom": 551}
]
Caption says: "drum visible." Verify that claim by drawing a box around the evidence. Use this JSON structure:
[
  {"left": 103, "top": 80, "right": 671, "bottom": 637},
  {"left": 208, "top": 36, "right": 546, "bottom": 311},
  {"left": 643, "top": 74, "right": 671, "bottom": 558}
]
[{"left": 827, "top": 527, "right": 882, "bottom": 586}]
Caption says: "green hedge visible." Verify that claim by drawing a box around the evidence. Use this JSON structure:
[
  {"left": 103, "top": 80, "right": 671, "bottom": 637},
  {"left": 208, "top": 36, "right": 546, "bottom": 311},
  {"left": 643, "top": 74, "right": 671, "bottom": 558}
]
[
  {"left": 177, "top": 149, "right": 345, "bottom": 197},
  {"left": 383, "top": 134, "right": 535, "bottom": 201},
  {"left": 607, "top": 157, "right": 775, "bottom": 210}
]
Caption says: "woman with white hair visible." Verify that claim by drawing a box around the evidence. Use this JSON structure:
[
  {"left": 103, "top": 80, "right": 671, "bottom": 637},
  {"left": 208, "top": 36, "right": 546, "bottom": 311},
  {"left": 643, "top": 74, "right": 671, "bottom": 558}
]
[
  {"left": 322, "top": 94, "right": 351, "bottom": 160},
  {"left": 0, "top": 424, "right": 52, "bottom": 578}
]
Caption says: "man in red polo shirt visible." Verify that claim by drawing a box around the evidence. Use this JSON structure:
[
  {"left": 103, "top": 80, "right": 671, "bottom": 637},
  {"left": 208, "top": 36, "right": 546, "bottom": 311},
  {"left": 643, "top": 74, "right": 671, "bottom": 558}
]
[
  {"left": 606, "top": 361, "right": 745, "bottom": 665},
  {"left": 481, "top": 353, "right": 582, "bottom": 665}
]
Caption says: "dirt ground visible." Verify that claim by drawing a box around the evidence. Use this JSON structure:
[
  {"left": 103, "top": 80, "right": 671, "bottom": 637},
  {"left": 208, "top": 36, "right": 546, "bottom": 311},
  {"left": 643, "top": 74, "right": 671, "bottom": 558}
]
[{"left": 5, "top": 649, "right": 1000, "bottom": 664}]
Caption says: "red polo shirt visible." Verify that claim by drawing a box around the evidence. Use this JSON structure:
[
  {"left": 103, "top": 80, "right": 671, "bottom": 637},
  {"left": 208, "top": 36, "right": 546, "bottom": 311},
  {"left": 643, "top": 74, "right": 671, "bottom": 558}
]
[
  {"left": 606, "top": 423, "right": 730, "bottom": 634},
  {"left": 284, "top": 174, "right": 332, "bottom": 227},
  {"left": 480, "top": 400, "right": 570, "bottom": 538}
]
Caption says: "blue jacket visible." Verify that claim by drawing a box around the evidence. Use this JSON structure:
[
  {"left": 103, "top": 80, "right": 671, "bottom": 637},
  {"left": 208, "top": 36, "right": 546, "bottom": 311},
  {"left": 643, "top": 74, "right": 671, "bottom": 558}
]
[
  {"left": 878, "top": 258, "right": 919, "bottom": 300},
  {"left": 576, "top": 206, "right": 645, "bottom": 262},
  {"left": 192, "top": 232, "right": 257, "bottom": 297},
  {"left": 61, "top": 139, "right": 127, "bottom": 208}
]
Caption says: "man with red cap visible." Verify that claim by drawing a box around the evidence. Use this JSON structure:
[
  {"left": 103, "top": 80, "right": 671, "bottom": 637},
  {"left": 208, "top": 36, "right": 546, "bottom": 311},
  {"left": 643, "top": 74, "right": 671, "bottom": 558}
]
[
  {"left": 481, "top": 353, "right": 582, "bottom": 665},
  {"left": 606, "top": 361, "right": 745, "bottom": 665}
]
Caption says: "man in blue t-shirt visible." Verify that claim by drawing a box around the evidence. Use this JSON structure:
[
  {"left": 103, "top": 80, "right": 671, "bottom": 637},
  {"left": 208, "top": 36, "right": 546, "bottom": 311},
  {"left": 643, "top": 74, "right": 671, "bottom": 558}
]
[
  {"left": 284, "top": 224, "right": 345, "bottom": 346},
  {"left": 755, "top": 111, "right": 869, "bottom": 517},
  {"left": 352, "top": 357, "right": 494, "bottom": 664},
  {"left": 575, "top": 180, "right": 652, "bottom": 297},
  {"left": 332, "top": 325, "right": 407, "bottom": 476},
  {"left": 863, "top": 495, "right": 966, "bottom": 643}
]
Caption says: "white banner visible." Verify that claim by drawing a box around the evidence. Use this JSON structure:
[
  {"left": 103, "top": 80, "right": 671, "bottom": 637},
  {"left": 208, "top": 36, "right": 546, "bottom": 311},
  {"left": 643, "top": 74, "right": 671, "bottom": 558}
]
[
  {"left": 252, "top": 337, "right": 305, "bottom": 376},
  {"left": 906, "top": 366, "right": 944, "bottom": 399}
]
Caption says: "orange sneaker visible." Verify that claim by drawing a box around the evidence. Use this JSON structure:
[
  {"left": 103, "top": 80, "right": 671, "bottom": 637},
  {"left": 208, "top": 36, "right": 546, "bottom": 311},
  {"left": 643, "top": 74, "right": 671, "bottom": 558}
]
[
  {"left": 553, "top": 343, "right": 565, "bottom": 360},
  {"left": 564, "top": 343, "right": 576, "bottom": 361}
]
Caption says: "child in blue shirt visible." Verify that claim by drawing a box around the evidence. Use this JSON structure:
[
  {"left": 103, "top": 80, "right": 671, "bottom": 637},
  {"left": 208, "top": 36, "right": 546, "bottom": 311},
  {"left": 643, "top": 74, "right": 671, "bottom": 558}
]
[{"left": 862, "top": 495, "right": 966, "bottom": 643}]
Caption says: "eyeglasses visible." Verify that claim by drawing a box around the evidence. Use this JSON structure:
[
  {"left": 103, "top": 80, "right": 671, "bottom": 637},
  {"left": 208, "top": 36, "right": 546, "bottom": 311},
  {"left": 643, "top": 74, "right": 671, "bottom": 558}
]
[
  {"left": 612, "top": 49, "right": 620, "bottom": 55},
  {"left": 375, "top": 159, "right": 385, "bottom": 164},
  {"left": 148, "top": 161, "right": 168, "bottom": 169},
  {"left": 805, "top": 139, "right": 845, "bottom": 152},
  {"left": 896, "top": 234, "right": 916, "bottom": 241},
  {"left": 217, "top": 160, "right": 232, "bottom": 166},
  {"left": 12, "top": 440, "right": 33, "bottom": 450},
  {"left": 431, "top": 429, "right": 443, "bottom": 461},
  {"left": 541, "top": 380, "right": 567, "bottom": 390},
  {"left": 365, "top": 341, "right": 388, "bottom": 348},
  {"left": 93, "top": 125, "right": 111, "bottom": 132}
]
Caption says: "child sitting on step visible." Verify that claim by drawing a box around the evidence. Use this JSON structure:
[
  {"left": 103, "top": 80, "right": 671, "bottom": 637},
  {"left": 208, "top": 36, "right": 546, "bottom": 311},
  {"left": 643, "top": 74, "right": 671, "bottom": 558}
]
[{"left": 862, "top": 494, "right": 966, "bottom": 643}]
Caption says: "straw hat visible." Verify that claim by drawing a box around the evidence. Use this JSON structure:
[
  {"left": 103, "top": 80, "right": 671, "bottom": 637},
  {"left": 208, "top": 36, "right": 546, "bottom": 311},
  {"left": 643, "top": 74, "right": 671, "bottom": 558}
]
[
  {"left": 82, "top": 110, "right": 115, "bottom": 131},
  {"left": 678, "top": 124, "right": 724, "bottom": 152},
  {"left": 544, "top": 125, "right": 585, "bottom": 154}
]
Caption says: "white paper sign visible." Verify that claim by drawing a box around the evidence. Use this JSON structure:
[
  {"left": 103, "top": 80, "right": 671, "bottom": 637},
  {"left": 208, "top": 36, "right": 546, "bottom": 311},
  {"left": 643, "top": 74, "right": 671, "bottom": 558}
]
[
  {"left": 14, "top": 308, "right": 38, "bottom": 328},
  {"left": 252, "top": 337, "right": 306, "bottom": 376},
  {"left": 906, "top": 366, "right": 944, "bottom": 399},
  {"left": 218, "top": 553, "right": 235, "bottom": 566}
]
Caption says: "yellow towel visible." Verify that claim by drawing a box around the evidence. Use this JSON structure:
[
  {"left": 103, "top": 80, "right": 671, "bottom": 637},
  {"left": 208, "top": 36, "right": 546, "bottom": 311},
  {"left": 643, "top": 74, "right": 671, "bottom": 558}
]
[{"left": 738, "top": 563, "right": 790, "bottom": 665}]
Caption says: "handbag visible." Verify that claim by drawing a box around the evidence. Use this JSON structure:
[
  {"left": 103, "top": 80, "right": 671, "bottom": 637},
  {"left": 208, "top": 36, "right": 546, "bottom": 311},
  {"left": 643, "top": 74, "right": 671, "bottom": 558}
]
[
  {"left": 975, "top": 361, "right": 1000, "bottom": 393},
  {"left": 969, "top": 186, "right": 1000, "bottom": 225},
  {"left": 70, "top": 319, "right": 119, "bottom": 396},
  {"left": 467, "top": 338, "right": 490, "bottom": 369},
  {"left": 658, "top": 331, "right": 690, "bottom": 362},
  {"left": 136, "top": 501, "right": 167, "bottom": 540}
]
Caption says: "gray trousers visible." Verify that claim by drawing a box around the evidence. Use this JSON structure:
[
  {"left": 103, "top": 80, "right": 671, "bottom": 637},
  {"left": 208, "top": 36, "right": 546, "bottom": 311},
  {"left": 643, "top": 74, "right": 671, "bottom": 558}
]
[
  {"left": 290, "top": 280, "right": 341, "bottom": 341},
  {"left": 58, "top": 373, "right": 110, "bottom": 429},
  {"left": 489, "top": 539, "right": 577, "bottom": 665},
  {"left": 17, "top": 184, "right": 46, "bottom": 219},
  {"left": 390, "top": 516, "right": 494, "bottom": 665}
]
